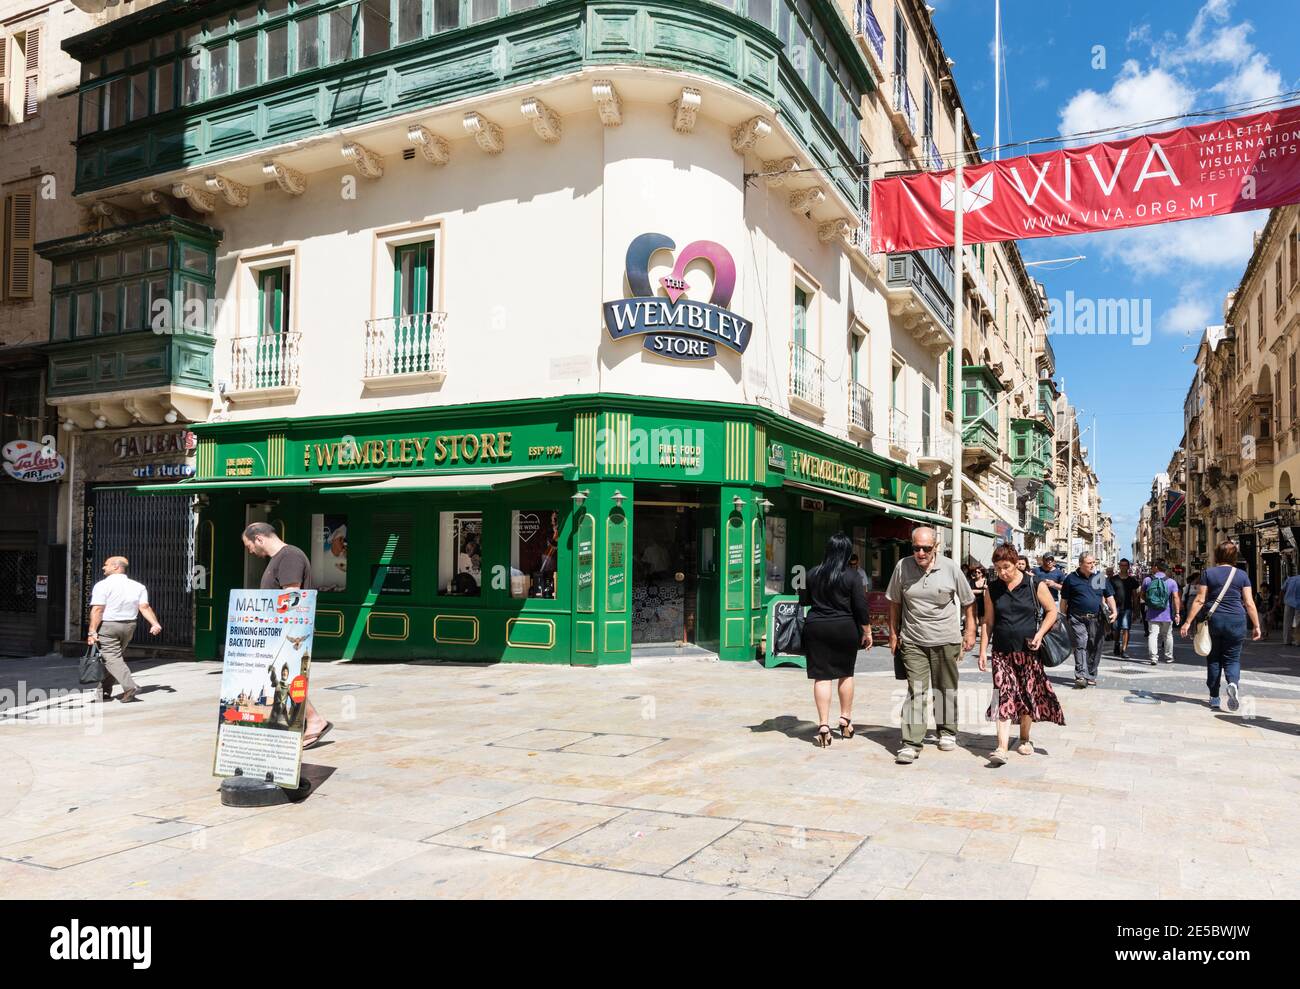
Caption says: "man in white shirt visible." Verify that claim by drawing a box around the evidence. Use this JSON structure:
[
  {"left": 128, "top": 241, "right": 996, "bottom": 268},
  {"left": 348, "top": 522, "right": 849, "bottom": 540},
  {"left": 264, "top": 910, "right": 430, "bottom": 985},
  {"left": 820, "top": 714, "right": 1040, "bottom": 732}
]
[{"left": 87, "top": 556, "right": 162, "bottom": 702}]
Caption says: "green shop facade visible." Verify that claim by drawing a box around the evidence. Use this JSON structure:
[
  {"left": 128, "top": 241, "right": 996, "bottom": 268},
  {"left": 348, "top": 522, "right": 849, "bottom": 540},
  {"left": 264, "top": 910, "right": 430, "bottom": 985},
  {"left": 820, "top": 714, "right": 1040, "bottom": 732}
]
[{"left": 152, "top": 394, "right": 938, "bottom": 664}]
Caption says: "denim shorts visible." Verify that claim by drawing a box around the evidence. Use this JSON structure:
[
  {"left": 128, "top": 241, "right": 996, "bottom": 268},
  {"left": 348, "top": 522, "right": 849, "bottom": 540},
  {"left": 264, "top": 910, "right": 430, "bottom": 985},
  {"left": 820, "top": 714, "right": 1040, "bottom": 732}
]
[{"left": 1115, "top": 609, "right": 1132, "bottom": 631}]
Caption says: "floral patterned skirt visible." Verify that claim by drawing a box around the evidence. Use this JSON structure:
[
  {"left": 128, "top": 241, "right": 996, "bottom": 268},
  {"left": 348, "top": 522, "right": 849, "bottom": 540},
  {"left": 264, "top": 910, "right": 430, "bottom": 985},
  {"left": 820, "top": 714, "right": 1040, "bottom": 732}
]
[{"left": 990, "top": 650, "right": 1066, "bottom": 725}]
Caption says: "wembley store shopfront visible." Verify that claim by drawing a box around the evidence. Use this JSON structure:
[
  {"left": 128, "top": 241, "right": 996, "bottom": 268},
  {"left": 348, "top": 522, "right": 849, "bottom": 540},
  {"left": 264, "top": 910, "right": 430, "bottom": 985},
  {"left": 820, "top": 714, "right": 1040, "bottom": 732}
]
[{"left": 153, "top": 394, "right": 942, "bottom": 664}]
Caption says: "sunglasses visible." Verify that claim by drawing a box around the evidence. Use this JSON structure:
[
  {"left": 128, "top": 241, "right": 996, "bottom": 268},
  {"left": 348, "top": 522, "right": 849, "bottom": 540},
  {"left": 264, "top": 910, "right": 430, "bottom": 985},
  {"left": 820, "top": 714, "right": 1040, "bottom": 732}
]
[{"left": 911, "top": 544, "right": 935, "bottom": 553}]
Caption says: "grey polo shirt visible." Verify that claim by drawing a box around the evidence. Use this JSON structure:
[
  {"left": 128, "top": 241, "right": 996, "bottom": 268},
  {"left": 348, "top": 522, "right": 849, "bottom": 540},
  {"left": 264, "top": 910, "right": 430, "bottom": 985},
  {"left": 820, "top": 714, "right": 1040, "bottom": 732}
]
[{"left": 885, "top": 554, "right": 975, "bottom": 647}]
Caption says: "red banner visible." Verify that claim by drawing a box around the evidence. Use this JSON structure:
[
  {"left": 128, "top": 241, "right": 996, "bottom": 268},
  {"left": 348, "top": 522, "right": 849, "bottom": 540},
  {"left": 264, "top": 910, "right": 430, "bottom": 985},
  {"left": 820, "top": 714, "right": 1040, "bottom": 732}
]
[{"left": 870, "top": 106, "right": 1300, "bottom": 254}]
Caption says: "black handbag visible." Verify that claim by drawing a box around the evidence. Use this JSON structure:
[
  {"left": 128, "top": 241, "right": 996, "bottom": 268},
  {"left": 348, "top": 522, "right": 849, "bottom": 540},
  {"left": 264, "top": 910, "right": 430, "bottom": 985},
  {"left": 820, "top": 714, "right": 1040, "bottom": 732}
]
[
  {"left": 1028, "top": 575, "right": 1073, "bottom": 668},
  {"left": 79, "top": 643, "right": 106, "bottom": 685},
  {"left": 893, "top": 642, "right": 907, "bottom": 680}
]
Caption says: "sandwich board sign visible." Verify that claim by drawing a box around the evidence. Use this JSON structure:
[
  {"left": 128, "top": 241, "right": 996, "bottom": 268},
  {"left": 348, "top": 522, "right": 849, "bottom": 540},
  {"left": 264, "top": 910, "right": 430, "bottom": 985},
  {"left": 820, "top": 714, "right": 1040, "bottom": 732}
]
[{"left": 213, "top": 588, "right": 317, "bottom": 788}]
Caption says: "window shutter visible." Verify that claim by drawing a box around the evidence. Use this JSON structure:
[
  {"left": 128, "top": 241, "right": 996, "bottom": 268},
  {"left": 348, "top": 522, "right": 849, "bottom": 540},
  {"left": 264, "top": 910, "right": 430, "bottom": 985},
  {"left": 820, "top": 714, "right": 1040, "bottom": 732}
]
[
  {"left": 22, "top": 27, "right": 39, "bottom": 120},
  {"left": 0, "top": 36, "right": 8, "bottom": 126},
  {"left": 946, "top": 349, "right": 955, "bottom": 411},
  {"left": 5, "top": 193, "right": 35, "bottom": 298}
]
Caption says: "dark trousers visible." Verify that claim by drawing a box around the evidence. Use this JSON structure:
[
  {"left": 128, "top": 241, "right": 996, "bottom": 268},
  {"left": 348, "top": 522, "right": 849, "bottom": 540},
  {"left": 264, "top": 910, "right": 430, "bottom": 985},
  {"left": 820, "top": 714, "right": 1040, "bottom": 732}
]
[
  {"left": 1069, "top": 613, "right": 1104, "bottom": 679},
  {"left": 1207, "top": 613, "right": 1246, "bottom": 698}
]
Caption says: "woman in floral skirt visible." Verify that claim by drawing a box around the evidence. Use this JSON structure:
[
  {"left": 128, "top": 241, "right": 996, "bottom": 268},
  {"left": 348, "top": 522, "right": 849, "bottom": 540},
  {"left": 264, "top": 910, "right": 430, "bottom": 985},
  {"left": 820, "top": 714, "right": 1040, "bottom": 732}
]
[{"left": 977, "top": 543, "right": 1066, "bottom": 765}]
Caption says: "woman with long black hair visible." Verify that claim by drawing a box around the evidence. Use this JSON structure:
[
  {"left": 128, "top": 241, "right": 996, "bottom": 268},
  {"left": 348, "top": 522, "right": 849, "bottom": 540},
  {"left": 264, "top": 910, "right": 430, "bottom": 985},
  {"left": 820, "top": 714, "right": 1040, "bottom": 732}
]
[{"left": 800, "top": 532, "right": 871, "bottom": 747}]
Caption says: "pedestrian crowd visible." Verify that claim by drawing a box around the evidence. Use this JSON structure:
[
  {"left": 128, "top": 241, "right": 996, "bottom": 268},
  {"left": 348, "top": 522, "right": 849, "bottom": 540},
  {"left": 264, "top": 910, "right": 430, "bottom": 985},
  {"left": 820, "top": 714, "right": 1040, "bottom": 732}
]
[{"left": 799, "top": 528, "right": 1266, "bottom": 767}]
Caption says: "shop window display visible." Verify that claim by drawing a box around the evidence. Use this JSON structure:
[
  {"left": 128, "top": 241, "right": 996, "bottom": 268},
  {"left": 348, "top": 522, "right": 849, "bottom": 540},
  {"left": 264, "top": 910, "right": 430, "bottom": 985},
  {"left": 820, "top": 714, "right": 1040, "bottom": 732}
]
[
  {"left": 441, "top": 511, "right": 482, "bottom": 596},
  {"left": 511, "top": 510, "right": 558, "bottom": 599}
]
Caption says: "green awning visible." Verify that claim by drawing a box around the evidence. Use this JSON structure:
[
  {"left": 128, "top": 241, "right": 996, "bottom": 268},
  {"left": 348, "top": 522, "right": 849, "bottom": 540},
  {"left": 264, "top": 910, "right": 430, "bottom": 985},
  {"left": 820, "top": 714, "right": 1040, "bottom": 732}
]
[
  {"left": 320, "top": 469, "right": 567, "bottom": 495},
  {"left": 783, "top": 480, "right": 952, "bottom": 526},
  {"left": 117, "top": 476, "right": 393, "bottom": 494}
]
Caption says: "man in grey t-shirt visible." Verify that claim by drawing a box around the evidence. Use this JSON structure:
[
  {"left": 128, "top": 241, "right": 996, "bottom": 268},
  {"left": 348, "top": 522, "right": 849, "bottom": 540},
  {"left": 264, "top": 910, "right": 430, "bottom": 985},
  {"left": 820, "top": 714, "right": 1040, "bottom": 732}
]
[{"left": 886, "top": 527, "right": 976, "bottom": 764}]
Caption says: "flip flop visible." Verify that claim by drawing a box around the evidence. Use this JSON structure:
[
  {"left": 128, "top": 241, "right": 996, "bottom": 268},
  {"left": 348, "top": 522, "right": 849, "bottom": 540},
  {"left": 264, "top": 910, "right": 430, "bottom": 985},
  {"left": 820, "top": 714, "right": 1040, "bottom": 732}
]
[{"left": 303, "top": 721, "right": 334, "bottom": 750}]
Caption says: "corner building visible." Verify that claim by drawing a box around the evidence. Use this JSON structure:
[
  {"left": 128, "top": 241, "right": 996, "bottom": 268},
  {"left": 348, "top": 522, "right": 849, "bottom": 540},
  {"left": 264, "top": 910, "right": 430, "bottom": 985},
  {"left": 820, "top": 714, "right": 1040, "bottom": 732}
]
[{"left": 48, "top": 0, "right": 954, "bottom": 663}]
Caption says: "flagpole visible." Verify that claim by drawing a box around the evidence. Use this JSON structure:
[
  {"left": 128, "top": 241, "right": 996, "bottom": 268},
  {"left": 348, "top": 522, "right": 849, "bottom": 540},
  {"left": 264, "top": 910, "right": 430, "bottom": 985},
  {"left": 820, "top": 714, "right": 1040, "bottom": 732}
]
[
  {"left": 993, "top": 0, "right": 1001, "bottom": 162},
  {"left": 950, "top": 108, "right": 965, "bottom": 563}
]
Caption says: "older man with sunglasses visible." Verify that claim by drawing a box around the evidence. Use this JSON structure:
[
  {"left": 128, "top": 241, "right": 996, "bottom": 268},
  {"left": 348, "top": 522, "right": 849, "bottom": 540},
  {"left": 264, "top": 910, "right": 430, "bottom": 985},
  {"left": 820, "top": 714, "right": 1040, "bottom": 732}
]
[{"left": 886, "top": 527, "right": 977, "bottom": 764}]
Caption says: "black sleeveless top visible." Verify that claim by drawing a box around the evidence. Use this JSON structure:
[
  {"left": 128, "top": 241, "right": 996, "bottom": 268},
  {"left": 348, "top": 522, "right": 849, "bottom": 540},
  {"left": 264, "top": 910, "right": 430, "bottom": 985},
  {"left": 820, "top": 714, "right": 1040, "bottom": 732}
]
[{"left": 989, "top": 575, "right": 1039, "bottom": 653}]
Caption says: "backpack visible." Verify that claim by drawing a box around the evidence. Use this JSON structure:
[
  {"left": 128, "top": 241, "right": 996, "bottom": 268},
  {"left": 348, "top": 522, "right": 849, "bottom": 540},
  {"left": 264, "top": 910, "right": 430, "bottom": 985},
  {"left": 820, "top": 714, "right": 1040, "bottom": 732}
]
[{"left": 1144, "top": 575, "right": 1170, "bottom": 611}]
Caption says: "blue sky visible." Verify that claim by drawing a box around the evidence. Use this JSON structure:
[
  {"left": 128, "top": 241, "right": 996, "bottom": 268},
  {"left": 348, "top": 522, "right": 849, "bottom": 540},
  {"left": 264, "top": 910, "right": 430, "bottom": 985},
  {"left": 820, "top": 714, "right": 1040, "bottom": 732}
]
[{"left": 930, "top": 0, "right": 1298, "bottom": 556}]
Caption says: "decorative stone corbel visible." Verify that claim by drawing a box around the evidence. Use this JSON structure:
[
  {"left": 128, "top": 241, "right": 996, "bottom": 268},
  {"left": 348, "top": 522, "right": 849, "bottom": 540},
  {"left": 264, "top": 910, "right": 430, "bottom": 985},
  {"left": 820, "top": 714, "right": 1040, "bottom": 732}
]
[
  {"left": 521, "top": 97, "right": 562, "bottom": 143},
  {"left": 204, "top": 174, "right": 250, "bottom": 208},
  {"left": 731, "top": 116, "right": 772, "bottom": 154},
  {"left": 172, "top": 181, "right": 216, "bottom": 213},
  {"left": 90, "top": 201, "right": 123, "bottom": 225},
  {"left": 407, "top": 125, "right": 450, "bottom": 165},
  {"left": 342, "top": 141, "right": 385, "bottom": 179},
  {"left": 463, "top": 112, "right": 504, "bottom": 154},
  {"left": 818, "top": 218, "right": 852, "bottom": 243},
  {"left": 262, "top": 160, "right": 307, "bottom": 195},
  {"left": 762, "top": 158, "right": 799, "bottom": 187},
  {"left": 671, "top": 88, "right": 702, "bottom": 133},
  {"left": 591, "top": 80, "right": 622, "bottom": 127},
  {"left": 788, "top": 186, "right": 826, "bottom": 215},
  {"left": 141, "top": 190, "right": 173, "bottom": 211}
]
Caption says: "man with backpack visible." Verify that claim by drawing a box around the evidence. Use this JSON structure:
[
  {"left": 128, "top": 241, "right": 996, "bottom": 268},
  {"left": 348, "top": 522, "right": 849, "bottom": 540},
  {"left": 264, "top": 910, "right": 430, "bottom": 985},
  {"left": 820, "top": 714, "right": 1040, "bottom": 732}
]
[{"left": 1141, "top": 560, "right": 1181, "bottom": 665}]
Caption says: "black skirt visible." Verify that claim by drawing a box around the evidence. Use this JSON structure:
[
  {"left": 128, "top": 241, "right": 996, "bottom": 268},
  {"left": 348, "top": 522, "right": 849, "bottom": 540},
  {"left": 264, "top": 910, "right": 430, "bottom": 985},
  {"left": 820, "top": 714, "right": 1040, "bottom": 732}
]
[{"left": 803, "top": 617, "right": 861, "bottom": 680}]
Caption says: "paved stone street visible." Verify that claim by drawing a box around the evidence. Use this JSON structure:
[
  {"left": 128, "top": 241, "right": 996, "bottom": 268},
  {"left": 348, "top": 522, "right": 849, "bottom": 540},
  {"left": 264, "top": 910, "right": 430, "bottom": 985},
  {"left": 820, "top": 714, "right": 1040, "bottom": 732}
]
[{"left": 2, "top": 630, "right": 1298, "bottom": 900}]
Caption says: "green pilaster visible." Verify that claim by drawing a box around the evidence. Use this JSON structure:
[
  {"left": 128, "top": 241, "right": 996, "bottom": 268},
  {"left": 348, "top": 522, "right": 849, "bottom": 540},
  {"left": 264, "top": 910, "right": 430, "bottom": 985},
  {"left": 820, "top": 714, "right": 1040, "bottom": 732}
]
[{"left": 572, "top": 480, "right": 632, "bottom": 666}]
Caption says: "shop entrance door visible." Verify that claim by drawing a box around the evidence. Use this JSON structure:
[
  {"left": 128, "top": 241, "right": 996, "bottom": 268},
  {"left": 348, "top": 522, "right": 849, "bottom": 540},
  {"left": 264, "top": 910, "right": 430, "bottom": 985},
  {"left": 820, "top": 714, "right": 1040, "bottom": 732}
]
[
  {"left": 632, "top": 499, "right": 701, "bottom": 645},
  {"left": 0, "top": 533, "right": 38, "bottom": 656}
]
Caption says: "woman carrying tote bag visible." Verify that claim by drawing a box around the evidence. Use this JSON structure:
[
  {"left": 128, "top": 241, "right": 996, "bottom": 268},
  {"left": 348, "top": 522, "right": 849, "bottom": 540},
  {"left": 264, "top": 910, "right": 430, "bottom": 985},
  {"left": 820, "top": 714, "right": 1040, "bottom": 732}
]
[
  {"left": 1180, "top": 541, "right": 1261, "bottom": 712},
  {"left": 977, "top": 544, "right": 1066, "bottom": 766}
]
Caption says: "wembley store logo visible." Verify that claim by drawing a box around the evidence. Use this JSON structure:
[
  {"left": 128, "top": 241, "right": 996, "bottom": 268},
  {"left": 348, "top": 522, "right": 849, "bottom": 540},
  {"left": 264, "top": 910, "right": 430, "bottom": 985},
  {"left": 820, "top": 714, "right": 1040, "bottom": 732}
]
[
  {"left": 603, "top": 232, "right": 753, "bottom": 362},
  {"left": 50, "top": 920, "right": 151, "bottom": 969}
]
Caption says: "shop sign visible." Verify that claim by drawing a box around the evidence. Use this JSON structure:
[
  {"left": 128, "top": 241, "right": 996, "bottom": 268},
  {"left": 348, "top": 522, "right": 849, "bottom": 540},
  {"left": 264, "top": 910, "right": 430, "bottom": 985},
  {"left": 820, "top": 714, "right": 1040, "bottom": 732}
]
[
  {"left": 215, "top": 589, "right": 317, "bottom": 789},
  {"left": 113, "top": 430, "right": 196, "bottom": 460},
  {"left": 768, "top": 443, "right": 787, "bottom": 470},
  {"left": 603, "top": 233, "right": 753, "bottom": 362},
  {"left": 800, "top": 497, "right": 825, "bottom": 512},
  {"left": 303, "top": 432, "right": 515, "bottom": 473},
  {"left": 788, "top": 448, "right": 881, "bottom": 498},
  {"left": 35, "top": 575, "right": 48, "bottom": 600},
  {"left": 1259, "top": 524, "right": 1281, "bottom": 555},
  {"left": 131, "top": 464, "right": 196, "bottom": 479},
  {"left": 2, "top": 438, "right": 65, "bottom": 483},
  {"left": 371, "top": 564, "right": 412, "bottom": 595}
]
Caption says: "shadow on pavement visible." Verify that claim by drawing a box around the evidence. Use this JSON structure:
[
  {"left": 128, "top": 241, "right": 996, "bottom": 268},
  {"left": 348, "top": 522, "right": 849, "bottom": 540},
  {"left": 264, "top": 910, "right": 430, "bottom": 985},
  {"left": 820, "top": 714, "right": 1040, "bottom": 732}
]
[
  {"left": 746, "top": 714, "right": 898, "bottom": 753},
  {"left": 288, "top": 764, "right": 337, "bottom": 803}
]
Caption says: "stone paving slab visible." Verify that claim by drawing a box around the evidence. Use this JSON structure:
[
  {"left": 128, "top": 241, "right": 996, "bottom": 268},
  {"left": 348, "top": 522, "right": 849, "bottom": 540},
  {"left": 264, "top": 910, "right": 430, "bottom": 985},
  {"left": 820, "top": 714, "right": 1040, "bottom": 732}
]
[{"left": 0, "top": 632, "right": 1298, "bottom": 899}]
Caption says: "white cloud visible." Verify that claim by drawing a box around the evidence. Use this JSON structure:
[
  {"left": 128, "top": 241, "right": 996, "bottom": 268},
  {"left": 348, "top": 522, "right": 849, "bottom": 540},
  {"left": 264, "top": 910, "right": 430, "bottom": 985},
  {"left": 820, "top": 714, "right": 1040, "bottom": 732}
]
[
  {"left": 1209, "top": 53, "right": 1284, "bottom": 105},
  {"left": 1161, "top": 292, "right": 1214, "bottom": 335},
  {"left": 1058, "top": 61, "right": 1195, "bottom": 141},
  {"left": 1088, "top": 212, "right": 1268, "bottom": 276}
]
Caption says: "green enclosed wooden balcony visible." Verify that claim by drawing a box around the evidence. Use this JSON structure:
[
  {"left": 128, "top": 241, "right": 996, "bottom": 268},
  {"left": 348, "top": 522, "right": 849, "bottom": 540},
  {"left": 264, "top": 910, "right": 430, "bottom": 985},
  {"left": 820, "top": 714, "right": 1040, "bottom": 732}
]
[
  {"left": 1011, "top": 417, "right": 1052, "bottom": 480},
  {"left": 66, "top": 0, "right": 873, "bottom": 211},
  {"left": 961, "top": 364, "right": 1002, "bottom": 466},
  {"left": 36, "top": 216, "right": 221, "bottom": 428}
]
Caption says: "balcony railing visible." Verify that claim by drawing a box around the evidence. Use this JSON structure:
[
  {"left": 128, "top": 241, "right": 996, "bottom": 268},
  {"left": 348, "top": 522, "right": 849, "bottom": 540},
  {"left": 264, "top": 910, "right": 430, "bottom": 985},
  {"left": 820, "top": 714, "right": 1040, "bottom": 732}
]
[
  {"left": 890, "top": 74, "right": 920, "bottom": 144},
  {"left": 1242, "top": 435, "right": 1275, "bottom": 466},
  {"left": 927, "top": 137, "right": 944, "bottom": 171},
  {"left": 849, "top": 381, "right": 874, "bottom": 434},
  {"left": 962, "top": 418, "right": 999, "bottom": 455},
  {"left": 854, "top": 0, "right": 886, "bottom": 61},
  {"left": 230, "top": 332, "right": 301, "bottom": 395},
  {"left": 789, "top": 343, "right": 825, "bottom": 411},
  {"left": 890, "top": 407, "right": 909, "bottom": 451},
  {"left": 963, "top": 247, "right": 994, "bottom": 314},
  {"left": 886, "top": 249, "right": 955, "bottom": 346},
  {"left": 364, "top": 312, "right": 448, "bottom": 385},
  {"left": 848, "top": 209, "right": 872, "bottom": 255},
  {"left": 921, "top": 428, "right": 954, "bottom": 464}
]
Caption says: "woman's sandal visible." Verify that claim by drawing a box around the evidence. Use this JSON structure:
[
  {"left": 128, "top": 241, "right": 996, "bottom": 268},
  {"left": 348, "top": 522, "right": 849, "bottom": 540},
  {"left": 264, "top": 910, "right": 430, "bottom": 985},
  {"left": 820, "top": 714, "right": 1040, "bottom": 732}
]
[
  {"left": 815, "top": 724, "right": 833, "bottom": 748},
  {"left": 1017, "top": 739, "right": 1035, "bottom": 756},
  {"left": 838, "top": 716, "right": 855, "bottom": 740},
  {"left": 989, "top": 749, "right": 1009, "bottom": 766}
]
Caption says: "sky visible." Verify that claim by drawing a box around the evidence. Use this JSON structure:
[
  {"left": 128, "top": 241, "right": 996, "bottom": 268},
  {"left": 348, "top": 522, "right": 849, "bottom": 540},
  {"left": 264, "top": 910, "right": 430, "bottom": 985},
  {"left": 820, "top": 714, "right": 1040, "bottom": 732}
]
[{"left": 930, "top": 0, "right": 1298, "bottom": 557}]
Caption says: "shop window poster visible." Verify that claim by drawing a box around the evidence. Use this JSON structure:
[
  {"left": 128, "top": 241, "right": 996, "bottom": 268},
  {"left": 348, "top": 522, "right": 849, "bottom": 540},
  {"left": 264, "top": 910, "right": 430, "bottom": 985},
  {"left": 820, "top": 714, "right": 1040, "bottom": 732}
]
[
  {"left": 443, "top": 511, "right": 483, "bottom": 596},
  {"left": 512, "top": 510, "right": 558, "bottom": 599},
  {"left": 310, "top": 513, "right": 348, "bottom": 592}
]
